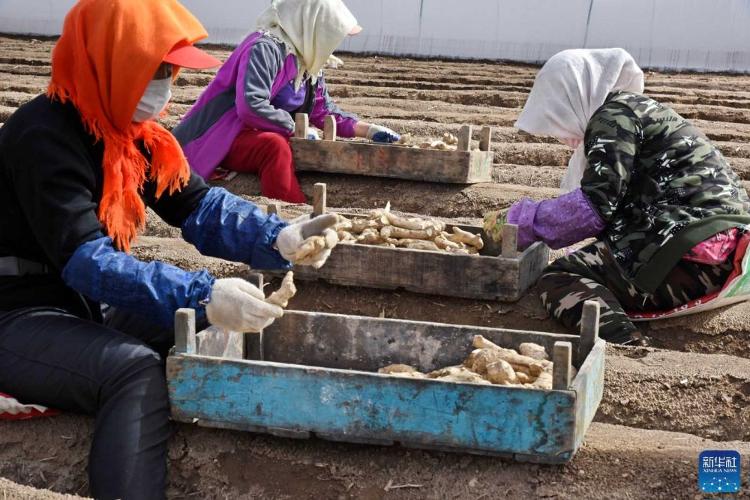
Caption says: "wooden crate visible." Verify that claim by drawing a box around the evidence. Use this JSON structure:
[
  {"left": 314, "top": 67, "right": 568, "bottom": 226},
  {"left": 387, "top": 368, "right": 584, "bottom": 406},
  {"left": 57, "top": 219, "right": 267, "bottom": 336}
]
[
  {"left": 289, "top": 114, "right": 493, "bottom": 184},
  {"left": 266, "top": 184, "right": 549, "bottom": 302},
  {"left": 167, "top": 302, "right": 605, "bottom": 463}
]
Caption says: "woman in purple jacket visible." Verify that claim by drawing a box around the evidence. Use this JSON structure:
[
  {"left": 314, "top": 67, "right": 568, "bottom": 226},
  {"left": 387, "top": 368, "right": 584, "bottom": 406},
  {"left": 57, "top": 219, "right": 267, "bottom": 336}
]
[{"left": 174, "top": 0, "right": 399, "bottom": 203}]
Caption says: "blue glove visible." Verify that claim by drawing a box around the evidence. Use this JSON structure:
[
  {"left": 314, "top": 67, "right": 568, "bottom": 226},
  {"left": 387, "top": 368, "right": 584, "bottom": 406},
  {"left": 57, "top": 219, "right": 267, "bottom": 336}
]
[{"left": 366, "top": 124, "right": 400, "bottom": 144}]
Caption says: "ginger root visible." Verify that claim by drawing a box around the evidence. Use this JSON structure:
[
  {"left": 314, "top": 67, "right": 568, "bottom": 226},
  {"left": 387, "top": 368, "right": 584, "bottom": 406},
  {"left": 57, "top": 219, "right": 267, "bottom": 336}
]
[
  {"left": 519, "top": 342, "right": 549, "bottom": 361},
  {"left": 330, "top": 206, "right": 479, "bottom": 256},
  {"left": 394, "top": 239, "right": 440, "bottom": 251},
  {"left": 448, "top": 227, "right": 484, "bottom": 250},
  {"left": 381, "top": 225, "right": 437, "bottom": 240},
  {"left": 378, "top": 336, "right": 565, "bottom": 391},
  {"left": 266, "top": 271, "right": 297, "bottom": 308},
  {"left": 379, "top": 364, "right": 426, "bottom": 378},
  {"left": 486, "top": 359, "right": 517, "bottom": 385},
  {"left": 293, "top": 236, "right": 327, "bottom": 261},
  {"left": 427, "top": 366, "right": 491, "bottom": 385}
]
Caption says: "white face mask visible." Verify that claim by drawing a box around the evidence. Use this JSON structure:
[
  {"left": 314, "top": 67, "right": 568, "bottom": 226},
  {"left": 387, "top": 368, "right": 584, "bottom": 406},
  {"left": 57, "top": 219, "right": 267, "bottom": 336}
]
[{"left": 132, "top": 77, "right": 172, "bottom": 123}]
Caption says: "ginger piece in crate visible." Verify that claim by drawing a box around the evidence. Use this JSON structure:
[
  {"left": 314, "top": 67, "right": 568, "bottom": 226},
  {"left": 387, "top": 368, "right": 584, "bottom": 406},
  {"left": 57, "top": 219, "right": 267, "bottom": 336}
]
[
  {"left": 435, "top": 232, "right": 463, "bottom": 250},
  {"left": 485, "top": 359, "right": 517, "bottom": 385},
  {"left": 357, "top": 227, "right": 384, "bottom": 245},
  {"left": 379, "top": 364, "right": 426, "bottom": 378},
  {"left": 448, "top": 226, "right": 484, "bottom": 250},
  {"left": 266, "top": 271, "right": 297, "bottom": 308},
  {"left": 472, "top": 335, "right": 551, "bottom": 376},
  {"left": 427, "top": 366, "right": 491, "bottom": 385},
  {"left": 519, "top": 342, "right": 549, "bottom": 361},
  {"left": 380, "top": 225, "right": 438, "bottom": 240},
  {"left": 394, "top": 239, "right": 440, "bottom": 251},
  {"left": 443, "top": 132, "right": 458, "bottom": 145}
]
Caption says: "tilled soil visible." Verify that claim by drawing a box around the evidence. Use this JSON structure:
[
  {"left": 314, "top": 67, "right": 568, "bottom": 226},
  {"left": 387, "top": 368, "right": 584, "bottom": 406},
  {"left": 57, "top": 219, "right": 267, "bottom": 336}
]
[{"left": 1, "top": 36, "right": 750, "bottom": 499}]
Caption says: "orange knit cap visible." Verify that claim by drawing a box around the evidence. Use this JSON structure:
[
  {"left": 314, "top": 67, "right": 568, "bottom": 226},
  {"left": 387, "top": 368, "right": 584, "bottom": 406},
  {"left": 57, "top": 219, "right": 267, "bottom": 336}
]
[{"left": 48, "top": 0, "right": 211, "bottom": 251}]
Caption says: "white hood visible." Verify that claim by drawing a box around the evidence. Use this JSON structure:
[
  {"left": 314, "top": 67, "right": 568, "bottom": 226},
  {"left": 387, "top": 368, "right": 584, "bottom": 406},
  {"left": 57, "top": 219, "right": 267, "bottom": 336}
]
[
  {"left": 515, "top": 48, "right": 645, "bottom": 192},
  {"left": 257, "top": 0, "right": 359, "bottom": 90}
]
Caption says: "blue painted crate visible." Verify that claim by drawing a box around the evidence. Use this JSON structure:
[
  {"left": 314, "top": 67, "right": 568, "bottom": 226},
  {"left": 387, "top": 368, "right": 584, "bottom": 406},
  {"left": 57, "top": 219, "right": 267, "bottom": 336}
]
[{"left": 167, "top": 303, "right": 605, "bottom": 463}]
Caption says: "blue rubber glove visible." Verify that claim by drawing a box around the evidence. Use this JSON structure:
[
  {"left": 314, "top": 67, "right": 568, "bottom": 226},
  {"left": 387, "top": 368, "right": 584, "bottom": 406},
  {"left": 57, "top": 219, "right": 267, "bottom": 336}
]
[{"left": 366, "top": 124, "right": 400, "bottom": 144}]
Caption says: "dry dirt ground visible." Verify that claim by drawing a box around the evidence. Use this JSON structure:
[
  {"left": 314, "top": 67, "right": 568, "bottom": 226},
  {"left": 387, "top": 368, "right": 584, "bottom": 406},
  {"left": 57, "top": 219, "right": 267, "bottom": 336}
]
[{"left": 1, "top": 35, "right": 749, "bottom": 499}]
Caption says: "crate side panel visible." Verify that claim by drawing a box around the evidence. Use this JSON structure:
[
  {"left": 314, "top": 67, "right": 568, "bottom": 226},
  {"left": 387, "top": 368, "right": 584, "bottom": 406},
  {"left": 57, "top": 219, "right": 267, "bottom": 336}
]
[
  {"left": 291, "top": 139, "right": 491, "bottom": 183},
  {"left": 572, "top": 339, "right": 606, "bottom": 451},
  {"left": 167, "top": 356, "right": 576, "bottom": 456},
  {"left": 262, "top": 310, "right": 579, "bottom": 372}
]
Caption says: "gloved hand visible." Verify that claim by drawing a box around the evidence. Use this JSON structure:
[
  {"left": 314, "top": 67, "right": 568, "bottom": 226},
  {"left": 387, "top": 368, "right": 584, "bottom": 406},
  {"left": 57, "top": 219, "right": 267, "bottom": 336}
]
[
  {"left": 307, "top": 129, "right": 320, "bottom": 140},
  {"left": 276, "top": 213, "right": 339, "bottom": 268},
  {"left": 483, "top": 210, "right": 508, "bottom": 243},
  {"left": 206, "top": 278, "right": 283, "bottom": 332},
  {"left": 366, "top": 124, "right": 400, "bottom": 144}
]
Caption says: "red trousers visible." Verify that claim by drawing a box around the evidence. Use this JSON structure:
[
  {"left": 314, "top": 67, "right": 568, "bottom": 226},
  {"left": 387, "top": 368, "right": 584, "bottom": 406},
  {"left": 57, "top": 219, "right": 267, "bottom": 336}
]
[{"left": 223, "top": 129, "right": 306, "bottom": 203}]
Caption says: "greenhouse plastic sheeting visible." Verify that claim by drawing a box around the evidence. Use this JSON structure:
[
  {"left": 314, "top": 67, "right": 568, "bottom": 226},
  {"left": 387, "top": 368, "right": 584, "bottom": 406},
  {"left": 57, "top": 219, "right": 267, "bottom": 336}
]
[{"left": 1, "top": 0, "right": 749, "bottom": 72}]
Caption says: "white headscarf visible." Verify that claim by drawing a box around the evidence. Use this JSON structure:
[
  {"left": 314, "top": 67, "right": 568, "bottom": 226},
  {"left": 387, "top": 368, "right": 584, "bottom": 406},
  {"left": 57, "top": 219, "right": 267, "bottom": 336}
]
[
  {"left": 515, "top": 48, "right": 645, "bottom": 193},
  {"left": 257, "top": 0, "right": 359, "bottom": 90}
]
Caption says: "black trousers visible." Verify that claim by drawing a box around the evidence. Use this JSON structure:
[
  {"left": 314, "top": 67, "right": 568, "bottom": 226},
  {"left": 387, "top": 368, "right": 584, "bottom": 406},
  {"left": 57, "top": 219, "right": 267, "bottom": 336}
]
[{"left": 0, "top": 306, "right": 176, "bottom": 500}]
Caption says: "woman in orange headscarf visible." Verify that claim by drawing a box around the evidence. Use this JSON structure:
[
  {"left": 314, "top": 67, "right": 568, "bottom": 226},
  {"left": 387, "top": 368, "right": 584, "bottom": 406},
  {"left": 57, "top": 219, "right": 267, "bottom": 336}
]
[{"left": 0, "top": 1, "right": 336, "bottom": 498}]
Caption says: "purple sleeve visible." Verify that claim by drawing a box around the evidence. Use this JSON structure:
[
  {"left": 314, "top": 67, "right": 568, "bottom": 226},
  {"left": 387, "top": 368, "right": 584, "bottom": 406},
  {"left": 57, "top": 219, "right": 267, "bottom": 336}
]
[
  {"left": 309, "top": 76, "right": 359, "bottom": 138},
  {"left": 507, "top": 188, "right": 606, "bottom": 250},
  {"left": 235, "top": 39, "right": 295, "bottom": 135}
]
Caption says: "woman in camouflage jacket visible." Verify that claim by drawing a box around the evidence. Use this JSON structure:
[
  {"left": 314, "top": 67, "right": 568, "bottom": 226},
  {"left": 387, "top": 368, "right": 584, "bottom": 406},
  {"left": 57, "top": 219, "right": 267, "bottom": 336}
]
[{"left": 495, "top": 49, "right": 750, "bottom": 344}]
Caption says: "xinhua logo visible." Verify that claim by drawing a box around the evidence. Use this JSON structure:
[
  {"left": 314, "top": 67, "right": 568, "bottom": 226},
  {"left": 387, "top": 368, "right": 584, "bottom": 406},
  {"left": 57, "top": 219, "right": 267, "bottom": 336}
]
[{"left": 698, "top": 450, "right": 741, "bottom": 493}]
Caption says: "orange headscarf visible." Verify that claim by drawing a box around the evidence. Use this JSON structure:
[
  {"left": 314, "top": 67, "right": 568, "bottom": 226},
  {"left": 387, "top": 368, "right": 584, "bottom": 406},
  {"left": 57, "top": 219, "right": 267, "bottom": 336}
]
[{"left": 48, "top": 0, "right": 209, "bottom": 251}]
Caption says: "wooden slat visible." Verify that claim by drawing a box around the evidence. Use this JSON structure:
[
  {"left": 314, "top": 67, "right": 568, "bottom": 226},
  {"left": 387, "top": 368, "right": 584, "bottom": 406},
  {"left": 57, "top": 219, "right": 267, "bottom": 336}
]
[
  {"left": 289, "top": 116, "right": 493, "bottom": 184},
  {"left": 552, "top": 341, "right": 573, "bottom": 390},
  {"left": 572, "top": 339, "right": 606, "bottom": 451}
]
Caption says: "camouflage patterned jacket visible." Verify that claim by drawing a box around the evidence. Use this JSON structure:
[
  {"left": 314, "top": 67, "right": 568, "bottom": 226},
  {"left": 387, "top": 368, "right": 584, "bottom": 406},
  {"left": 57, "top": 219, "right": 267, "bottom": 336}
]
[{"left": 581, "top": 91, "right": 750, "bottom": 293}]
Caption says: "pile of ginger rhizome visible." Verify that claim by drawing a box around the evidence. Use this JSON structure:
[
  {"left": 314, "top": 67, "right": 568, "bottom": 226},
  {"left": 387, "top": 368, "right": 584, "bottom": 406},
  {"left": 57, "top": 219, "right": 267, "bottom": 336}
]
[
  {"left": 333, "top": 203, "right": 484, "bottom": 254},
  {"left": 380, "top": 336, "right": 577, "bottom": 390}
]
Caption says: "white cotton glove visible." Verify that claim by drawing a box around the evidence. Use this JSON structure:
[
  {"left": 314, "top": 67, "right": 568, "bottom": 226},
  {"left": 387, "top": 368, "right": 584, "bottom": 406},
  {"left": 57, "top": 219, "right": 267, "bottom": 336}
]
[
  {"left": 205, "top": 278, "right": 284, "bottom": 332},
  {"left": 276, "top": 213, "right": 339, "bottom": 268}
]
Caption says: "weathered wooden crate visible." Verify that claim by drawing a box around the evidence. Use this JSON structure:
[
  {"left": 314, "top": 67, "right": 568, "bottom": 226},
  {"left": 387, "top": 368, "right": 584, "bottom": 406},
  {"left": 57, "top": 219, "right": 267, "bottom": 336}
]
[
  {"left": 167, "top": 302, "right": 605, "bottom": 463},
  {"left": 266, "top": 184, "right": 549, "bottom": 302},
  {"left": 289, "top": 114, "right": 494, "bottom": 183}
]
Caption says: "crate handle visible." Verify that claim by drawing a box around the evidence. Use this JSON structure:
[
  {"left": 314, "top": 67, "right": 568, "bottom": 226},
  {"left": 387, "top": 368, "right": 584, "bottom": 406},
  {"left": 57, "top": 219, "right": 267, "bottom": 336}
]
[
  {"left": 579, "top": 300, "right": 601, "bottom": 364},
  {"left": 552, "top": 341, "right": 573, "bottom": 390},
  {"left": 174, "top": 308, "right": 196, "bottom": 355},
  {"left": 313, "top": 182, "right": 327, "bottom": 216},
  {"left": 501, "top": 224, "right": 519, "bottom": 258},
  {"left": 458, "top": 124, "right": 473, "bottom": 151},
  {"left": 294, "top": 113, "right": 309, "bottom": 139},
  {"left": 479, "top": 126, "right": 493, "bottom": 152},
  {"left": 324, "top": 115, "right": 337, "bottom": 141}
]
